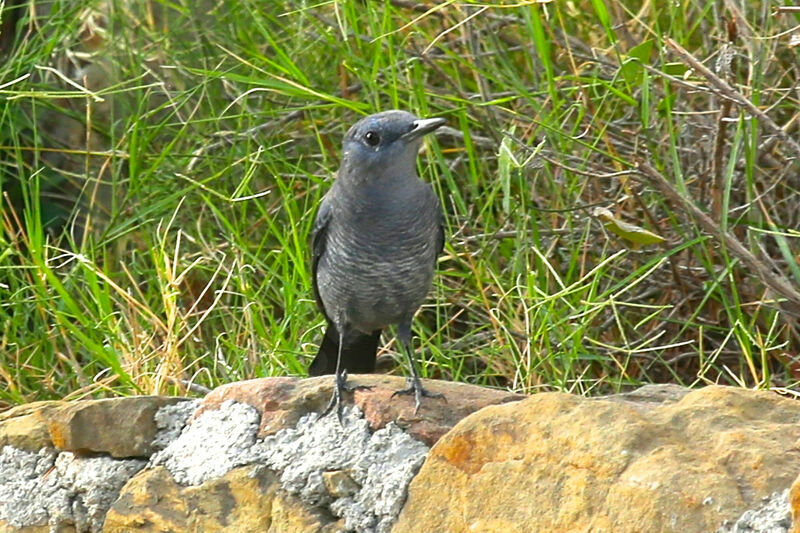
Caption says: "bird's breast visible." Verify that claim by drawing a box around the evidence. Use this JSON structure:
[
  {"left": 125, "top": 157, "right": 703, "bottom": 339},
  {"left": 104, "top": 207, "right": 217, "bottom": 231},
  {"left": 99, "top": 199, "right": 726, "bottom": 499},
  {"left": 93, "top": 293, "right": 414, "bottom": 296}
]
[{"left": 316, "top": 200, "right": 439, "bottom": 331}]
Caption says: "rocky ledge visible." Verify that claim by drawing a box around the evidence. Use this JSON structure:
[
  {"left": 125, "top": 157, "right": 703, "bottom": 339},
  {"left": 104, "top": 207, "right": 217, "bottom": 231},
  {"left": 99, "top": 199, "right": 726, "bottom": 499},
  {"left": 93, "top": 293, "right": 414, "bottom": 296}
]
[{"left": 0, "top": 377, "right": 798, "bottom": 532}]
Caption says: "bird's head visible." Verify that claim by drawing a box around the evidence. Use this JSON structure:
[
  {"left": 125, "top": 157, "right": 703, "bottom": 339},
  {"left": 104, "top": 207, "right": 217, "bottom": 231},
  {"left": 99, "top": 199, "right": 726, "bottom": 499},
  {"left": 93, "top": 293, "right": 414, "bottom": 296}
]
[{"left": 339, "top": 110, "right": 445, "bottom": 181}]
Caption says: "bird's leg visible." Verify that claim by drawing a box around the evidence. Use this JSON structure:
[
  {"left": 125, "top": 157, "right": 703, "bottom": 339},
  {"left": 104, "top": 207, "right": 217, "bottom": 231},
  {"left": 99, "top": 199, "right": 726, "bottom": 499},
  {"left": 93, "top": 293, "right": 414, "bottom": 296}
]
[
  {"left": 391, "top": 322, "right": 445, "bottom": 414},
  {"left": 322, "top": 326, "right": 347, "bottom": 423}
]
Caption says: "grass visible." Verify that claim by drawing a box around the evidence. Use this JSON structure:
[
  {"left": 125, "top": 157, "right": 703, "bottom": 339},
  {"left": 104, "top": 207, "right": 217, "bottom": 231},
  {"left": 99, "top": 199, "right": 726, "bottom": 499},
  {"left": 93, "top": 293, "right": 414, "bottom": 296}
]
[{"left": 1, "top": 0, "right": 799, "bottom": 408}]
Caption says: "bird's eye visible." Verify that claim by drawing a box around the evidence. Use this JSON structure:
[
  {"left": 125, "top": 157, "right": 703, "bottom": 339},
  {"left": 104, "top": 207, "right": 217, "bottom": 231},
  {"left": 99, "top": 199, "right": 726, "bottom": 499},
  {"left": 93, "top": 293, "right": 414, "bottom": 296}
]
[{"left": 364, "top": 131, "right": 380, "bottom": 146}]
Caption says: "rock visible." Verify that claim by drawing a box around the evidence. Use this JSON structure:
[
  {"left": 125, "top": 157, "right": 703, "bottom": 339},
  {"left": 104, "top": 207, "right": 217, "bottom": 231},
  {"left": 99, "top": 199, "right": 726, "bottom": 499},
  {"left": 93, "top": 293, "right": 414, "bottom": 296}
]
[
  {"left": 717, "top": 489, "right": 791, "bottom": 532},
  {"left": 352, "top": 375, "right": 524, "bottom": 446},
  {"left": 3, "top": 381, "right": 798, "bottom": 533},
  {"left": 789, "top": 473, "right": 800, "bottom": 533},
  {"left": 195, "top": 377, "right": 301, "bottom": 436},
  {"left": 46, "top": 397, "right": 189, "bottom": 458},
  {"left": 200, "top": 375, "right": 523, "bottom": 446},
  {"left": 0, "top": 396, "right": 197, "bottom": 533},
  {"left": 268, "top": 489, "right": 345, "bottom": 533},
  {"left": 103, "top": 465, "right": 341, "bottom": 532},
  {"left": 148, "top": 400, "right": 428, "bottom": 532},
  {"left": 601, "top": 383, "right": 690, "bottom": 409},
  {"left": 0, "top": 446, "right": 145, "bottom": 533},
  {"left": 2, "top": 377, "right": 510, "bottom": 533},
  {"left": 149, "top": 400, "right": 201, "bottom": 451},
  {"left": 0, "top": 402, "right": 60, "bottom": 452},
  {"left": 149, "top": 400, "right": 262, "bottom": 486},
  {"left": 394, "top": 386, "right": 800, "bottom": 533},
  {"left": 322, "top": 470, "right": 360, "bottom": 499},
  {"left": 0, "top": 521, "right": 52, "bottom": 533}
]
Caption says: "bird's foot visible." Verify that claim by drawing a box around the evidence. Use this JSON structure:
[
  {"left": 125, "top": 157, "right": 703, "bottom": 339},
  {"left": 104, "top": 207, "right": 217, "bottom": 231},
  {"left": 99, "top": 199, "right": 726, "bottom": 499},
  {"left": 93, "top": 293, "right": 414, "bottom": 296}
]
[
  {"left": 321, "top": 371, "right": 373, "bottom": 424},
  {"left": 392, "top": 376, "right": 445, "bottom": 414},
  {"left": 322, "top": 370, "right": 349, "bottom": 423}
]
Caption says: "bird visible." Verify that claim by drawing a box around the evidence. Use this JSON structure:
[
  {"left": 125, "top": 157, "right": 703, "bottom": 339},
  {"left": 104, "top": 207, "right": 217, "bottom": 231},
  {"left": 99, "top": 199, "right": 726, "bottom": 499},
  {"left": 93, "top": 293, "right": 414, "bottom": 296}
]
[{"left": 308, "top": 110, "right": 447, "bottom": 419}]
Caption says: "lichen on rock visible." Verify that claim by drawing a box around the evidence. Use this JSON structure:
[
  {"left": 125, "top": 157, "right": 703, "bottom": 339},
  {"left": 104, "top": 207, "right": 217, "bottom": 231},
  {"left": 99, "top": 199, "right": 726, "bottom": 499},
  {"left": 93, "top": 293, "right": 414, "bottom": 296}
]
[
  {"left": 150, "top": 399, "right": 429, "bottom": 533},
  {"left": 0, "top": 445, "right": 145, "bottom": 532}
]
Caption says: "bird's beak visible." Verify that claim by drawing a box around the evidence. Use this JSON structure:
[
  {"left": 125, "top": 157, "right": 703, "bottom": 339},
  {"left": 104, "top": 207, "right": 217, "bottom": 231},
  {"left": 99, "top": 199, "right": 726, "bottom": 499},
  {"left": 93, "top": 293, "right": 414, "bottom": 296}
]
[{"left": 401, "top": 117, "right": 446, "bottom": 142}]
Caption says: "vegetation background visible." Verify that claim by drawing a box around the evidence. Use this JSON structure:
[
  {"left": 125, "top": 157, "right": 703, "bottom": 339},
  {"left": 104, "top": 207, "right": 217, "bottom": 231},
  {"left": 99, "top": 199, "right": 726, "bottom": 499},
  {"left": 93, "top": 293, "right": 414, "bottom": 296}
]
[{"left": 1, "top": 0, "right": 799, "bottom": 409}]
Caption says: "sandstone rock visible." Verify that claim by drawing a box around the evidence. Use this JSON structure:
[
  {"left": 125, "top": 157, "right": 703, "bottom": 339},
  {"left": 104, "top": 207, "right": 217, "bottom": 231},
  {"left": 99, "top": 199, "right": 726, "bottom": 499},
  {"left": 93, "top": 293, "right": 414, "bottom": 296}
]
[
  {"left": 103, "top": 465, "right": 342, "bottom": 532},
  {"left": 322, "top": 470, "right": 360, "bottom": 498},
  {"left": 789, "top": 472, "right": 800, "bottom": 533},
  {"left": 0, "top": 521, "right": 54, "bottom": 533},
  {"left": 394, "top": 386, "right": 800, "bottom": 533},
  {"left": 268, "top": 490, "right": 345, "bottom": 533},
  {"left": 200, "top": 375, "right": 523, "bottom": 446},
  {"left": 0, "top": 521, "right": 53, "bottom": 533},
  {"left": 601, "top": 382, "right": 690, "bottom": 409},
  {"left": 46, "top": 397, "right": 188, "bottom": 458},
  {"left": 0, "top": 402, "right": 60, "bottom": 452},
  {"left": 3, "top": 381, "right": 797, "bottom": 533}
]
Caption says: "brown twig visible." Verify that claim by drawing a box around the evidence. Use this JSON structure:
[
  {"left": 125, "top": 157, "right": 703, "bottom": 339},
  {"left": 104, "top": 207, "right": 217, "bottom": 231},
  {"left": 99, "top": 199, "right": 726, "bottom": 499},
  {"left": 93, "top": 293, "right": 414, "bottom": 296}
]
[
  {"left": 710, "top": 40, "right": 734, "bottom": 221},
  {"left": 710, "top": 98, "right": 731, "bottom": 220},
  {"left": 665, "top": 37, "right": 800, "bottom": 159},
  {"left": 186, "top": 109, "right": 305, "bottom": 172},
  {"left": 636, "top": 160, "right": 800, "bottom": 317},
  {"left": 165, "top": 375, "right": 212, "bottom": 395}
]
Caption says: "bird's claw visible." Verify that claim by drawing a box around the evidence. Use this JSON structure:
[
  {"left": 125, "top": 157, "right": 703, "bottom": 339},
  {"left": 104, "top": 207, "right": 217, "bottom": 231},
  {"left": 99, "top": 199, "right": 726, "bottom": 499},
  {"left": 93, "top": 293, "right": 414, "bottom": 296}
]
[
  {"left": 322, "top": 371, "right": 373, "bottom": 424},
  {"left": 321, "top": 383, "right": 344, "bottom": 423},
  {"left": 392, "top": 377, "right": 445, "bottom": 414},
  {"left": 322, "top": 370, "right": 349, "bottom": 424}
]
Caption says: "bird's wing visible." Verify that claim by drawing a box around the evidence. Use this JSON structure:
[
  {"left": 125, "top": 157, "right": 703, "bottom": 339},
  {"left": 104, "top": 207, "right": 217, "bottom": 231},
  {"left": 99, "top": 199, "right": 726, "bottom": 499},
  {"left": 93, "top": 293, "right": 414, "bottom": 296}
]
[
  {"left": 436, "top": 210, "right": 445, "bottom": 259},
  {"left": 311, "top": 194, "right": 332, "bottom": 317},
  {"left": 431, "top": 183, "right": 445, "bottom": 263}
]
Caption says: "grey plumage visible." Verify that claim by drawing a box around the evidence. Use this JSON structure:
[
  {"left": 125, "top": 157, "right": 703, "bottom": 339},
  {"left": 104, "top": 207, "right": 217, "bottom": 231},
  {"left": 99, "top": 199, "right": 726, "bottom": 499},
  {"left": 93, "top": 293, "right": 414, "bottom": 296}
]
[{"left": 309, "top": 110, "right": 446, "bottom": 418}]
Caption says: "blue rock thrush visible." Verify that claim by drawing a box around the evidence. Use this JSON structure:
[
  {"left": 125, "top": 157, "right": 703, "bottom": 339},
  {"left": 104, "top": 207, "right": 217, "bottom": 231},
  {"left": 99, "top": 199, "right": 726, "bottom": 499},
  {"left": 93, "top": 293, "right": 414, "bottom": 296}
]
[{"left": 308, "top": 110, "right": 447, "bottom": 419}]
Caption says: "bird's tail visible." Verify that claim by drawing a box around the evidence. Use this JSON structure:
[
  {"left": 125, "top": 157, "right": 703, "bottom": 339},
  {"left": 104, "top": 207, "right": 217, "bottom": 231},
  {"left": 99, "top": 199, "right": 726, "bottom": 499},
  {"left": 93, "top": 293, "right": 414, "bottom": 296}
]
[{"left": 308, "top": 322, "right": 381, "bottom": 376}]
